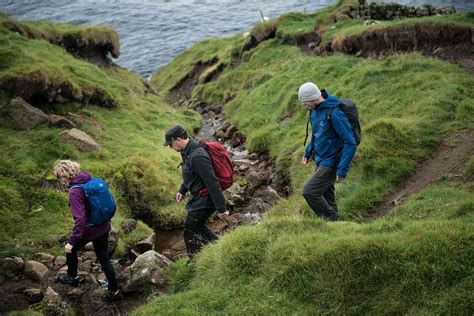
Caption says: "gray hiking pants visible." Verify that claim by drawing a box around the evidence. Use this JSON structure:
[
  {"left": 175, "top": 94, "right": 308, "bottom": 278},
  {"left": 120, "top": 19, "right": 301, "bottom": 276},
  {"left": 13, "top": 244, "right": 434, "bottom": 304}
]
[{"left": 303, "top": 165, "right": 339, "bottom": 221}]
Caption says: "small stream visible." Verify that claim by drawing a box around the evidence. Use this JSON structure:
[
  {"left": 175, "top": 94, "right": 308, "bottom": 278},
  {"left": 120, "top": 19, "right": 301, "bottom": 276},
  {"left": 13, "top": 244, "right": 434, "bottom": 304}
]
[{"left": 155, "top": 102, "right": 289, "bottom": 259}]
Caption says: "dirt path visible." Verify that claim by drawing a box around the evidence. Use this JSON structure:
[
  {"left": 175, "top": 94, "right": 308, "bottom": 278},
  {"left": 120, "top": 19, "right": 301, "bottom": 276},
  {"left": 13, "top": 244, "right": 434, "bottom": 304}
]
[{"left": 370, "top": 129, "right": 474, "bottom": 218}]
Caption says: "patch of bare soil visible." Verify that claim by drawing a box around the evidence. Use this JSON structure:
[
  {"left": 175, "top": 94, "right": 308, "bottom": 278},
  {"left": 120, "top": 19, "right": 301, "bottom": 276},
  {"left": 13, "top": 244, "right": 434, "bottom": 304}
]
[
  {"left": 371, "top": 129, "right": 474, "bottom": 218},
  {"left": 319, "top": 24, "right": 474, "bottom": 74}
]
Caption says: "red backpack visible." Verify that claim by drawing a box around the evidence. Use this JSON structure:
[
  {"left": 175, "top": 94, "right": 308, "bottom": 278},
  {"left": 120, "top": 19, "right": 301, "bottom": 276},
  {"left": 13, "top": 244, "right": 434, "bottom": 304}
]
[{"left": 199, "top": 140, "right": 234, "bottom": 196}]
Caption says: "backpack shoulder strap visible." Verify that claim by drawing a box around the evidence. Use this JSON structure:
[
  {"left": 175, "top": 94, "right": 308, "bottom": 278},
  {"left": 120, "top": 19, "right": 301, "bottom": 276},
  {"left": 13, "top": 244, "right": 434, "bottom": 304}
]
[
  {"left": 304, "top": 109, "right": 310, "bottom": 147},
  {"left": 69, "top": 184, "right": 83, "bottom": 191},
  {"left": 326, "top": 107, "right": 336, "bottom": 129}
]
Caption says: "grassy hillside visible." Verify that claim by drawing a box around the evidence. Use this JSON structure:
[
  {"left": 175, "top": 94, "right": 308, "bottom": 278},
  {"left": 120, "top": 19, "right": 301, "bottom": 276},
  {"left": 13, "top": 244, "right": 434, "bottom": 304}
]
[
  {"left": 0, "top": 15, "right": 200, "bottom": 259},
  {"left": 137, "top": 2, "right": 474, "bottom": 314}
]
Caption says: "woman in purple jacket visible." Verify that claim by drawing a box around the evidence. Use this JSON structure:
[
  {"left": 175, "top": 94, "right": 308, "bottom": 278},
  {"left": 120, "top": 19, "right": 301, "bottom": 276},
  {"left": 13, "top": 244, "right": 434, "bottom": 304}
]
[{"left": 54, "top": 160, "right": 121, "bottom": 301}]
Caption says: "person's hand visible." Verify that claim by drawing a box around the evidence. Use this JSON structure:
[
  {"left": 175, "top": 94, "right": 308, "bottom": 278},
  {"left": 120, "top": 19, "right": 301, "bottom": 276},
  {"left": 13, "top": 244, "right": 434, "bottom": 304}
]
[
  {"left": 65, "top": 243, "right": 73, "bottom": 254},
  {"left": 217, "top": 210, "right": 230, "bottom": 219},
  {"left": 302, "top": 156, "right": 310, "bottom": 166},
  {"left": 176, "top": 192, "right": 184, "bottom": 203},
  {"left": 336, "top": 176, "right": 345, "bottom": 182}
]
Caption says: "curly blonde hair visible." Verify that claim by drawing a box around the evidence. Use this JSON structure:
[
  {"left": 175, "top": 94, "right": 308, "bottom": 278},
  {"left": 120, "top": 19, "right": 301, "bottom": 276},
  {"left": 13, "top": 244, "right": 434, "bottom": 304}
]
[{"left": 54, "top": 160, "right": 81, "bottom": 191}]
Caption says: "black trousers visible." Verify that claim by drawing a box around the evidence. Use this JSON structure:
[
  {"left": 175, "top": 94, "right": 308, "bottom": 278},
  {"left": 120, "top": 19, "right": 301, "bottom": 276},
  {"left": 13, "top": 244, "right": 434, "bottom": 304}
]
[
  {"left": 184, "top": 208, "right": 218, "bottom": 257},
  {"left": 66, "top": 232, "right": 118, "bottom": 292},
  {"left": 303, "top": 165, "right": 339, "bottom": 221}
]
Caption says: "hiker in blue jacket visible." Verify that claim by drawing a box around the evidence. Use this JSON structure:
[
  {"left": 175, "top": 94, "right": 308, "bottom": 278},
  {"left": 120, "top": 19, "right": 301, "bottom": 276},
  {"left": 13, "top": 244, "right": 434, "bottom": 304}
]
[{"left": 299, "top": 82, "right": 356, "bottom": 221}]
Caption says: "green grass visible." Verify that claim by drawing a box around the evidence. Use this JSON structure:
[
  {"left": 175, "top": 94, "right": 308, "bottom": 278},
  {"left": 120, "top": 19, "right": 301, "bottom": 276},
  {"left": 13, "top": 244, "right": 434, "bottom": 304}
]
[
  {"left": 0, "top": 12, "right": 119, "bottom": 56},
  {"left": 1, "top": 7, "right": 473, "bottom": 316},
  {"left": 135, "top": 183, "right": 473, "bottom": 315},
  {"left": 0, "top": 16, "right": 201, "bottom": 258},
  {"left": 323, "top": 12, "right": 474, "bottom": 43},
  {"left": 136, "top": 7, "right": 474, "bottom": 315}
]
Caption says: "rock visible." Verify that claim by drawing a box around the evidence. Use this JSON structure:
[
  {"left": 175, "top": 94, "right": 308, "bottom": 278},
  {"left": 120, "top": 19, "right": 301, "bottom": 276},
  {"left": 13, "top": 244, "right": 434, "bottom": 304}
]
[
  {"left": 81, "top": 251, "right": 96, "bottom": 262},
  {"left": 135, "top": 234, "right": 156, "bottom": 253},
  {"left": 261, "top": 186, "right": 281, "bottom": 205},
  {"left": 247, "top": 171, "right": 268, "bottom": 187},
  {"left": 48, "top": 114, "right": 76, "bottom": 129},
  {"left": 84, "top": 242, "right": 94, "bottom": 251},
  {"left": 34, "top": 253, "right": 55, "bottom": 269},
  {"left": 108, "top": 227, "right": 119, "bottom": 253},
  {"left": 231, "top": 132, "right": 246, "bottom": 147},
  {"left": 121, "top": 218, "right": 137, "bottom": 234},
  {"left": 308, "top": 42, "right": 318, "bottom": 50},
  {"left": 7, "top": 97, "right": 48, "bottom": 130},
  {"left": 215, "top": 130, "right": 224, "bottom": 139},
  {"left": 224, "top": 125, "right": 237, "bottom": 139},
  {"left": 238, "top": 164, "right": 249, "bottom": 172},
  {"left": 24, "top": 288, "right": 44, "bottom": 303},
  {"left": 221, "top": 121, "right": 231, "bottom": 133},
  {"left": 120, "top": 250, "right": 171, "bottom": 293},
  {"left": 24, "top": 260, "right": 49, "bottom": 281},
  {"left": 59, "top": 128, "right": 100, "bottom": 152},
  {"left": 54, "top": 256, "right": 67, "bottom": 270},
  {"left": 3, "top": 257, "right": 25, "bottom": 278},
  {"left": 43, "top": 287, "right": 61, "bottom": 305},
  {"left": 78, "top": 260, "right": 92, "bottom": 273},
  {"left": 66, "top": 112, "right": 85, "bottom": 126},
  {"left": 83, "top": 272, "right": 97, "bottom": 285},
  {"left": 67, "top": 288, "right": 84, "bottom": 299}
]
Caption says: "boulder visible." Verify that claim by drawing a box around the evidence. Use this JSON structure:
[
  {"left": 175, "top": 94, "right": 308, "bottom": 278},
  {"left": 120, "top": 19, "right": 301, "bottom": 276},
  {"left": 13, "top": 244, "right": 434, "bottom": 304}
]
[
  {"left": 54, "top": 256, "right": 67, "bottom": 270},
  {"left": 120, "top": 250, "right": 171, "bottom": 293},
  {"left": 34, "top": 253, "right": 55, "bottom": 269},
  {"left": 121, "top": 218, "right": 137, "bottom": 234},
  {"left": 59, "top": 128, "right": 100, "bottom": 152},
  {"left": 7, "top": 97, "right": 48, "bottom": 130},
  {"left": 261, "top": 186, "right": 281, "bottom": 205},
  {"left": 224, "top": 125, "right": 237, "bottom": 139},
  {"left": 43, "top": 287, "right": 61, "bottom": 305},
  {"left": 247, "top": 171, "right": 268, "bottom": 187},
  {"left": 3, "top": 256, "right": 25, "bottom": 278},
  {"left": 135, "top": 234, "right": 155, "bottom": 253},
  {"left": 24, "top": 260, "right": 49, "bottom": 281},
  {"left": 48, "top": 114, "right": 76, "bottom": 129},
  {"left": 66, "top": 112, "right": 85, "bottom": 126},
  {"left": 67, "top": 288, "right": 84, "bottom": 300},
  {"left": 23, "top": 288, "right": 44, "bottom": 303}
]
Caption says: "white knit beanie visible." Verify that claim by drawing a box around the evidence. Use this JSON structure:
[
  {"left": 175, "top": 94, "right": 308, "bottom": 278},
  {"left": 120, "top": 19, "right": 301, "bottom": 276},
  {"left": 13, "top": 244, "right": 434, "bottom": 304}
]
[{"left": 298, "top": 82, "right": 321, "bottom": 102}]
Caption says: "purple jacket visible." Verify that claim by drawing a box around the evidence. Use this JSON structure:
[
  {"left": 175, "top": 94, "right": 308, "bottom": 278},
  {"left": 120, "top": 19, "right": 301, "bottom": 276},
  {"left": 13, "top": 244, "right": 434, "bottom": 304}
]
[{"left": 68, "top": 172, "right": 111, "bottom": 246}]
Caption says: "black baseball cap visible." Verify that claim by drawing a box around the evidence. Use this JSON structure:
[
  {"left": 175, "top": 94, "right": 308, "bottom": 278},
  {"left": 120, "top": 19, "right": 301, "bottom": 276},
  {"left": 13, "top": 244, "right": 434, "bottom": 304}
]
[{"left": 163, "top": 125, "right": 187, "bottom": 146}]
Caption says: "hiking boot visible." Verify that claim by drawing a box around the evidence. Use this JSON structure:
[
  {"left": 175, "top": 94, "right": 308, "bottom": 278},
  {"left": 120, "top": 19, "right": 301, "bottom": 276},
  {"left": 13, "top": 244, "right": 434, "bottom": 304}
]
[
  {"left": 103, "top": 289, "right": 123, "bottom": 302},
  {"left": 58, "top": 274, "right": 79, "bottom": 286}
]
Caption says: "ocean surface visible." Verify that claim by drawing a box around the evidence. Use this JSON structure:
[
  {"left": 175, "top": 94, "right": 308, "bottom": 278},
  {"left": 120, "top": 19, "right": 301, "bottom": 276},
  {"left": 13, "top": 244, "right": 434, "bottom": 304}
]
[{"left": 1, "top": 0, "right": 472, "bottom": 78}]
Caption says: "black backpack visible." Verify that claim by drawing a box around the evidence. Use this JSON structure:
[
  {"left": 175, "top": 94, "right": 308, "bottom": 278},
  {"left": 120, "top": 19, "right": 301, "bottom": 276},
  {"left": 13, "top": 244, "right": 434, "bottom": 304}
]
[
  {"left": 326, "top": 99, "right": 361, "bottom": 145},
  {"left": 304, "top": 97, "right": 361, "bottom": 146}
]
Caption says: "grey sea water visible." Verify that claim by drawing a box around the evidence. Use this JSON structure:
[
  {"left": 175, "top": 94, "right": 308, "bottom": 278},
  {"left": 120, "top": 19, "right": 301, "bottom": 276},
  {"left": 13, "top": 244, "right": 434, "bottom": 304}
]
[{"left": 1, "top": 0, "right": 472, "bottom": 78}]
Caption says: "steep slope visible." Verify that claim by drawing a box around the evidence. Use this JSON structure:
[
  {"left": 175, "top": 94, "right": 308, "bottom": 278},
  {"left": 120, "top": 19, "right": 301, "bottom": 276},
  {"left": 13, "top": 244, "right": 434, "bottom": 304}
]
[{"left": 136, "top": 1, "right": 474, "bottom": 314}]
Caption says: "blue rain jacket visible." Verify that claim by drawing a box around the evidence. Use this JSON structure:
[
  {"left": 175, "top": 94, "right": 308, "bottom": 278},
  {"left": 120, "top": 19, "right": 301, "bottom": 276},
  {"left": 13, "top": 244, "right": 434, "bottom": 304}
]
[{"left": 304, "top": 92, "right": 356, "bottom": 178}]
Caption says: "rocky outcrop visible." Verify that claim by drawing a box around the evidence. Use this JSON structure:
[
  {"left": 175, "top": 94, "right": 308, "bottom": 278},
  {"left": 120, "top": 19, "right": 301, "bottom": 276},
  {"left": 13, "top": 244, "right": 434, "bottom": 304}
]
[
  {"left": 59, "top": 128, "right": 100, "bottom": 152},
  {"left": 23, "top": 288, "right": 44, "bottom": 303},
  {"left": 0, "top": 71, "right": 118, "bottom": 108},
  {"left": 345, "top": 2, "right": 456, "bottom": 22},
  {"left": 120, "top": 250, "right": 171, "bottom": 293},
  {"left": 318, "top": 24, "right": 474, "bottom": 74},
  {"left": 3, "top": 19, "right": 120, "bottom": 66},
  {"left": 6, "top": 97, "right": 48, "bottom": 130}
]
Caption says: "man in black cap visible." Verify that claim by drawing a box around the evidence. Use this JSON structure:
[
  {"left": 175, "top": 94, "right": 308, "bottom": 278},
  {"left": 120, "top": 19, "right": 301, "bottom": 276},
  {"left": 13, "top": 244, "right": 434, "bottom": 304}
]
[{"left": 164, "top": 125, "right": 229, "bottom": 259}]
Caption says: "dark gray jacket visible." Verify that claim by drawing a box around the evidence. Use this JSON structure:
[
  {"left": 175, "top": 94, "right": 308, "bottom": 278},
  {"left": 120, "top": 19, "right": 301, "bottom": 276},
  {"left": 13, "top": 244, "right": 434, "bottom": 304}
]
[{"left": 178, "top": 139, "right": 226, "bottom": 213}]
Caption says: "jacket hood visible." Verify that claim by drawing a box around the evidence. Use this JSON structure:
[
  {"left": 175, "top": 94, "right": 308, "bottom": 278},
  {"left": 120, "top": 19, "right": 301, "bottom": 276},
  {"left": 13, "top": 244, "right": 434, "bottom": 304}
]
[
  {"left": 317, "top": 94, "right": 340, "bottom": 110},
  {"left": 70, "top": 171, "right": 91, "bottom": 185}
]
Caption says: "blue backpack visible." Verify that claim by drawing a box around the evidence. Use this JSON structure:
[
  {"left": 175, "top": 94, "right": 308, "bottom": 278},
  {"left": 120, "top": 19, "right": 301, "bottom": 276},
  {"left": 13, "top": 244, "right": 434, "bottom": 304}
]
[{"left": 70, "top": 178, "right": 116, "bottom": 225}]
